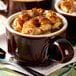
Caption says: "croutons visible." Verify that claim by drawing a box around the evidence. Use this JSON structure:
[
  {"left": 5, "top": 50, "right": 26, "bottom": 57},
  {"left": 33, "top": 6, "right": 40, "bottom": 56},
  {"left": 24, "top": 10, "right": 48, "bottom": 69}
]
[
  {"left": 59, "top": 0, "right": 76, "bottom": 13},
  {"left": 12, "top": 8, "right": 63, "bottom": 35}
]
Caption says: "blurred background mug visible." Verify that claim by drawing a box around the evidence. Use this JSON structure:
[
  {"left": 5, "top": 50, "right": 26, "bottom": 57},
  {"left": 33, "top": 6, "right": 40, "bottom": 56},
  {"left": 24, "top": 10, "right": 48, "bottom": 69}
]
[
  {"left": 55, "top": 0, "right": 76, "bottom": 45},
  {"left": 5, "top": 0, "right": 53, "bottom": 16},
  {"left": 0, "top": 0, "right": 55, "bottom": 17}
]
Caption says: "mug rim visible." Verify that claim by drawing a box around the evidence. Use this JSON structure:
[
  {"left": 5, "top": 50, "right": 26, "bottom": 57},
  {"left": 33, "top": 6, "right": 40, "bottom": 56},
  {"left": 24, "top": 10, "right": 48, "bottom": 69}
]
[
  {"left": 55, "top": 1, "right": 76, "bottom": 17},
  {"left": 6, "top": 11, "right": 68, "bottom": 38}
]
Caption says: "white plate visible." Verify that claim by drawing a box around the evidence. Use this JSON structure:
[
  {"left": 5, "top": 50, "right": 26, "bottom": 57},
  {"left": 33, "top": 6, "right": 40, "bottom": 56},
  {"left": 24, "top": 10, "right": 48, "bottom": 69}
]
[
  {"left": 0, "top": 15, "right": 6, "bottom": 35},
  {"left": 0, "top": 24, "right": 6, "bottom": 35},
  {"left": 0, "top": 1, "right": 7, "bottom": 11}
]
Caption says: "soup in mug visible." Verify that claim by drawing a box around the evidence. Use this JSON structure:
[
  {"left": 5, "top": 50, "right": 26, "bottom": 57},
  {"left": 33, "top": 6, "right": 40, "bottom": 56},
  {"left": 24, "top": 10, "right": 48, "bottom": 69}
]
[{"left": 11, "top": 8, "right": 63, "bottom": 35}]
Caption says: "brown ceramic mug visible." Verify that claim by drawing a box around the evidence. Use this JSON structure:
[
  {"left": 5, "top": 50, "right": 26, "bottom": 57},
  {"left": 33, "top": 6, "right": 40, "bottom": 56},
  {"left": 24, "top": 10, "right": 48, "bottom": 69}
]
[
  {"left": 6, "top": 11, "right": 74, "bottom": 66},
  {"left": 55, "top": 0, "right": 76, "bottom": 45}
]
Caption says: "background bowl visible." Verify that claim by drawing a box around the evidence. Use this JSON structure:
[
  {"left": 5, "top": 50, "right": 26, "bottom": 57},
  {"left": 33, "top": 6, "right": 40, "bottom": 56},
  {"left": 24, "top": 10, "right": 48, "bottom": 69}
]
[{"left": 55, "top": 0, "right": 76, "bottom": 45}]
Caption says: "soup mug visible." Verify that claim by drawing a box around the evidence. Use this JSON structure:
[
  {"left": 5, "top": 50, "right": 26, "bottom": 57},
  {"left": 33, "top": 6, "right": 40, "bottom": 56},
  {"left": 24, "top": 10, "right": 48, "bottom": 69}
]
[{"left": 6, "top": 12, "right": 74, "bottom": 66}]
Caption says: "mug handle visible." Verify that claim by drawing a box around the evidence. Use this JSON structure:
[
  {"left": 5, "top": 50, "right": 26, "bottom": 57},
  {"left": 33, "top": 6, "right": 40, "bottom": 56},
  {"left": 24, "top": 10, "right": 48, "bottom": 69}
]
[{"left": 48, "top": 36, "right": 74, "bottom": 63}]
